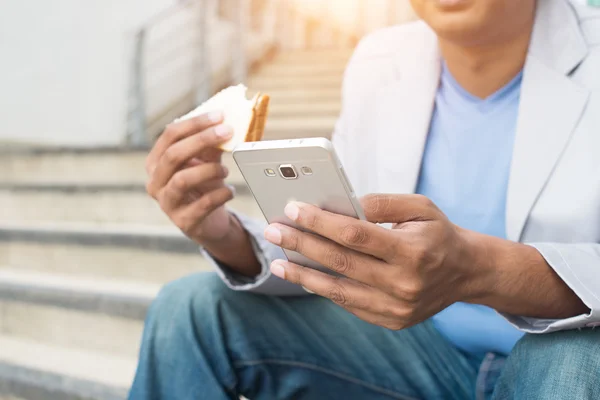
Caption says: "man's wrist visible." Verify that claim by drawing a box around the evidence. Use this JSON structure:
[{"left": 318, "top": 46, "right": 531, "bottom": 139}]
[
  {"left": 455, "top": 228, "right": 503, "bottom": 304},
  {"left": 199, "top": 212, "right": 237, "bottom": 246},
  {"left": 202, "top": 213, "right": 263, "bottom": 278},
  {"left": 456, "top": 231, "right": 590, "bottom": 317}
]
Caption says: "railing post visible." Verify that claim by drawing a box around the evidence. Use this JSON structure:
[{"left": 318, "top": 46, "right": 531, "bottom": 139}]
[
  {"left": 232, "top": 0, "right": 249, "bottom": 84},
  {"left": 127, "top": 29, "right": 148, "bottom": 147},
  {"left": 276, "top": 0, "right": 291, "bottom": 50},
  {"left": 196, "top": 0, "right": 211, "bottom": 105}
]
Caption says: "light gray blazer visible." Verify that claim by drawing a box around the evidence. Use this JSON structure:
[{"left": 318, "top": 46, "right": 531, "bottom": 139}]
[{"left": 204, "top": 0, "right": 600, "bottom": 334}]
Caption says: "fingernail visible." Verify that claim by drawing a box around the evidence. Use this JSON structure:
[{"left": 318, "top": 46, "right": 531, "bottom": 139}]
[
  {"left": 270, "top": 261, "right": 286, "bottom": 279},
  {"left": 226, "top": 184, "right": 236, "bottom": 197},
  {"left": 214, "top": 124, "right": 233, "bottom": 138},
  {"left": 284, "top": 202, "right": 300, "bottom": 221},
  {"left": 207, "top": 111, "right": 223, "bottom": 123},
  {"left": 264, "top": 225, "right": 282, "bottom": 245},
  {"left": 222, "top": 165, "right": 229, "bottom": 177}
]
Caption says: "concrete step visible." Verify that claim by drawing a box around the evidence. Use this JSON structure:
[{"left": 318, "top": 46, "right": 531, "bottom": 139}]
[
  {"left": 0, "top": 151, "right": 242, "bottom": 185},
  {"left": 0, "top": 268, "right": 154, "bottom": 358},
  {"left": 246, "top": 75, "right": 343, "bottom": 90},
  {"left": 268, "top": 100, "right": 341, "bottom": 118},
  {"left": 0, "top": 221, "right": 230, "bottom": 283},
  {"left": 272, "top": 48, "right": 353, "bottom": 63},
  {"left": 255, "top": 64, "right": 346, "bottom": 77},
  {"left": 264, "top": 116, "right": 337, "bottom": 140},
  {"left": 0, "top": 185, "right": 262, "bottom": 226},
  {"left": 0, "top": 334, "right": 134, "bottom": 400},
  {"left": 250, "top": 88, "right": 340, "bottom": 103},
  {"left": 0, "top": 239, "right": 210, "bottom": 285}
]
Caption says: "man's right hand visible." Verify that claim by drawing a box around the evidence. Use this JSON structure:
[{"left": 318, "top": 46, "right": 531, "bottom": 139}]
[{"left": 145, "top": 112, "right": 236, "bottom": 244}]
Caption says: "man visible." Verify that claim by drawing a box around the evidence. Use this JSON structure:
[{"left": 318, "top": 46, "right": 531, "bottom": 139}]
[{"left": 130, "top": 0, "right": 600, "bottom": 399}]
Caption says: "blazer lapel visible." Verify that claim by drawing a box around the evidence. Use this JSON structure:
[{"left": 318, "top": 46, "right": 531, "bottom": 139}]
[
  {"left": 374, "top": 28, "right": 441, "bottom": 195},
  {"left": 506, "top": 0, "right": 590, "bottom": 241}
]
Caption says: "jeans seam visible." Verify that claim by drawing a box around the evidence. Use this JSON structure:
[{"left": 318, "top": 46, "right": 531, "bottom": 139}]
[
  {"left": 475, "top": 353, "right": 495, "bottom": 400},
  {"left": 233, "top": 359, "right": 420, "bottom": 400}
]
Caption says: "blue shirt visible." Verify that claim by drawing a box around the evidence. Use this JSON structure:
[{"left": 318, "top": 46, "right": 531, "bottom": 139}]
[{"left": 416, "top": 63, "right": 525, "bottom": 356}]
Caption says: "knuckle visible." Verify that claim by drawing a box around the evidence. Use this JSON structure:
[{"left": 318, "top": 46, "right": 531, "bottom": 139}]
[
  {"left": 193, "top": 115, "right": 211, "bottom": 131},
  {"left": 208, "top": 163, "right": 225, "bottom": 179},
  {"left": 385, "top": 321, "right": 405, "bottom": 331},
  {"left": 360, "top": 194, "right": 378, "bottom": 214},
  {"left": 327, "top": 283, "right": 349, "bottom": 306},
  {"left": 198, "top": 194, "right": 216, "bottom": 213},
  {"left": 286, "top": 232, "right": 302, "bottom": 252},
  {"left": 162, "top": 124, "right": 177, "bottom": 138},
  {"left": 384, "top": 240, "right": 403, "bottom": 263},
  {"left": 339, "top": 224, "right": 368, "bottom": 247},
  {"left": 325, "top": 248, "right": 354, "bottom": 275},
  {"left": 144, "top": 157, "right": 153, "bottom": 175},
  {"left": 174, "top": 214, "right": 193, "bottom": 233},
  {"left": 163, "top": 148, "right": 182, "bottom": 166},
  {"left": 414, "top": 194, "right": 435, "bottom": 209},
  {"left": 380, "top": 305, "right": 411, "bottom": 329},
  {"left": 411, "top": 242, "right": 431, "bottom": 265},
  {"left": 393, "top": 281, "right": 423, "bottom": 304},
  {"left": 170, "top": 173, "right": 188, "bottom": 192},
  {"left": 362, "top": 194, "right": 392, "bottom": 218},
  {"left": 145, "top": 180, "right": 155, "bottom": 197},
  {"left": 302, "top": 212, "right": 319, "bottom": 231}
]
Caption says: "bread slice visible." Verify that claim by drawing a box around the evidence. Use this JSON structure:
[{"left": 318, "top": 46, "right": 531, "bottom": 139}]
[{"left": 174, "top": 84, "right": 270, "bottom": 152}]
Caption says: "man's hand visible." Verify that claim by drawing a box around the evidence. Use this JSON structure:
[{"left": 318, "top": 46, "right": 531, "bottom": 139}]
[
  {"left": 145, "top": 112, "right": 261, "bottom": 276},
  {"left": 263, "top": 194, "right": 485, "bottom": 330},
  {"left": 263, "top": 194, "right": 589, "bottom": 329},
  {"left": 146, "top": 112, "right": 235, "bottom": 243}
]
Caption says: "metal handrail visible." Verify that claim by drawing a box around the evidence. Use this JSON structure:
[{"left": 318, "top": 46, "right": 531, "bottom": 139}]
[{"left": 126, "top": 0, "right": 361, "bottom": 147}]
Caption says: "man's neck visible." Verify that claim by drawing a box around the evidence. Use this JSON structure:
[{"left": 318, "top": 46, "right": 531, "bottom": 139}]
[{"left": 439, "top": 24, "right": 534, "bottom": 99}]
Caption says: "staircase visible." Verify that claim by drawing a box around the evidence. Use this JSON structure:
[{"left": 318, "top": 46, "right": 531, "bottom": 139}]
[{"left": 0, "top": 48, "right": 352, "bottom": 400}]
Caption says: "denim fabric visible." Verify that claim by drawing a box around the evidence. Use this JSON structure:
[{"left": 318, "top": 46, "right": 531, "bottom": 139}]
[{"left": 129, "top": 273, "right": 600, "bottom": 400}]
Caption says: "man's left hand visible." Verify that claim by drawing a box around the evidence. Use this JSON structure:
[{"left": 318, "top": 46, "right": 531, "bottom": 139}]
[{"left": 263, "top": 194, "right": 490, "bottom": 330}]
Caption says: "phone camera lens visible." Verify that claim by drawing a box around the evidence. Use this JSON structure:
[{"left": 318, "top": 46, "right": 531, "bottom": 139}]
[{"left": 279, "top": 165, "right": 297, "bottom": 179}]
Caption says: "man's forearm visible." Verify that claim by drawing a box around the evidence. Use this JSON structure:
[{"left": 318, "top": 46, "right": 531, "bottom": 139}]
[
  {"left": 202, "top": 214, "right": 262, "bottom": 278},
  {"left": 464, "top": 231, "right": 590, "bottom": 319}
]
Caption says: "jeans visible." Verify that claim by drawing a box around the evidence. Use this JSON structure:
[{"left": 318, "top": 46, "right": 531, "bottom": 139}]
[{"left": 129, "top": 273, "right": 600, "bottom": 400}]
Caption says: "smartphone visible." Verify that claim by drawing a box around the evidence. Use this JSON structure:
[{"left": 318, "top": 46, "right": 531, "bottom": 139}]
[{"left": 233, "top": 138, "right": 365, "bottom": 273}]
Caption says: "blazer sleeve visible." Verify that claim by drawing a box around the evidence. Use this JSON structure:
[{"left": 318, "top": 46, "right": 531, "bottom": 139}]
[
  {"left": 199, "top": 209, "right": 307, "bottom": 296},
  {"left": 501, "top": 243, "right": 600, "bottom": 332}
]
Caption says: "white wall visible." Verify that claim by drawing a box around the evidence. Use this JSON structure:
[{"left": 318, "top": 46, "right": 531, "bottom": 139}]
[{"left": 0, "top": 0, "right": 178, "bottom": 147}]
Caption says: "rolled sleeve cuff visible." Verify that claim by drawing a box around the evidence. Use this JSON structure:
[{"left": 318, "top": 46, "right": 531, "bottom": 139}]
[
  {"left": 500, "top": 243, "right": 600, "bottom": 333},
  {"left": 199, "top": 210, "right": 275, "bottom": 291}
]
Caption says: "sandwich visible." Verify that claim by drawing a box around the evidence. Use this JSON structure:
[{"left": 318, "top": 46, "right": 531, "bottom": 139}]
[{"left": 175, "top": 84, "right": 270, "bottom": 152}]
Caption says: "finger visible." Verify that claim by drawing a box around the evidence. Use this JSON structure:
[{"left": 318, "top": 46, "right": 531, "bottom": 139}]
[
  {"left": 147, "top": 125, "right": 233, "bottom": 196},
  {"left": 173, "top": 186, "right": 234, "bottom": 233},
  {"left": 360, "top": 194, "right": 440, "bottom": 224},
  {"left": 281, "top": 202, "right": 400, "bottom": 262},
  {"left": 269, "top": 259, "right": 384, "bottom": 312},
  {"left": 264, "top": 223, "right": 392, "bottom": 288},
  {"left": 146, "top": 112, "right": 224, "bottom": 175},
  {"left": 158, "top": 163, "right": 229, "bottom": 208},
  {"left": 343, "top": 306, "right": 408, "bottom": 331}
]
